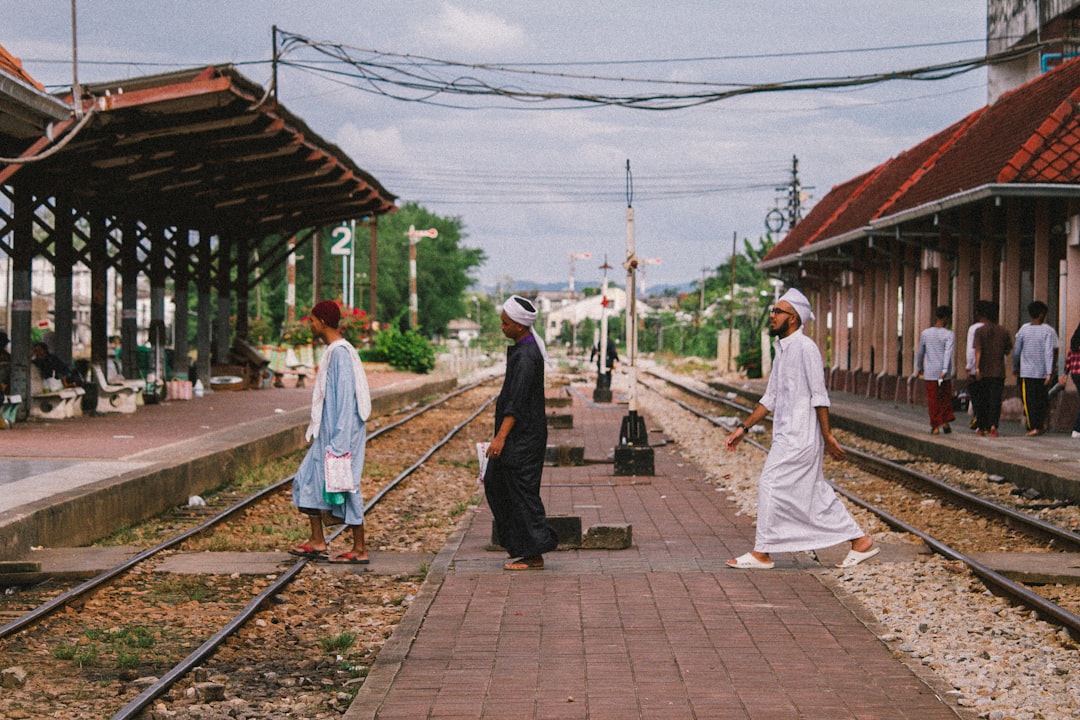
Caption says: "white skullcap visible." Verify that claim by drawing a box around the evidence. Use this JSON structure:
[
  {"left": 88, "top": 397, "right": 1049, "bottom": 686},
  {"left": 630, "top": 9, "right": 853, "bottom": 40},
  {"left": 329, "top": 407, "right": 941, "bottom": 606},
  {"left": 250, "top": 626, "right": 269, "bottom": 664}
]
[
  {"left": 502, "top": 295, "right": 549, "bottom": 365},
  {"left": 779, "top": 287, "right": 814, "bottom": 325}
]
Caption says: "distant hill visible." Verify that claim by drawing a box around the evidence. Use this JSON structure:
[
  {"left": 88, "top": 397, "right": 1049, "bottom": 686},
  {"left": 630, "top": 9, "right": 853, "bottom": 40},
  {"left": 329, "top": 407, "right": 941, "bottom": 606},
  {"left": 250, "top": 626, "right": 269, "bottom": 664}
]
[{"left": 469, "top": 279, "right": 693, "bottom": 297}]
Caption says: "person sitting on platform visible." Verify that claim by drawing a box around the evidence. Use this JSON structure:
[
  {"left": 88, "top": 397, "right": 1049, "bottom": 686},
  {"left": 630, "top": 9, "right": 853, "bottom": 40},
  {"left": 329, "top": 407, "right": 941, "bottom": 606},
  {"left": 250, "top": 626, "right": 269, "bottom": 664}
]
[
  {"left": 724, "top": 288, "right": 878, "bottom": 570},
  {"left": 30, "top": 341, "right": 83, "bottom": 388},
  {"left": 915, "top": 305, "right": 956, "bottom": 435},
  {"left": 289, "top": 300, "right": 372, "bottom": 564}
]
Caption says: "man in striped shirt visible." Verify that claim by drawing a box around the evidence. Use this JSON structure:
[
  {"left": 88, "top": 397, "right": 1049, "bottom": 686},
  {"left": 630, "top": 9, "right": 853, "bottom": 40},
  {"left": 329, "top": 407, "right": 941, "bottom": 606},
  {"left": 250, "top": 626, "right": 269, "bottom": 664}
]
[
  {"left": 916, "top": 305, "right": 956, "bottom": 434},
  {"left": 1013, "top": 300, "right": 1059, "bottom": 436}
]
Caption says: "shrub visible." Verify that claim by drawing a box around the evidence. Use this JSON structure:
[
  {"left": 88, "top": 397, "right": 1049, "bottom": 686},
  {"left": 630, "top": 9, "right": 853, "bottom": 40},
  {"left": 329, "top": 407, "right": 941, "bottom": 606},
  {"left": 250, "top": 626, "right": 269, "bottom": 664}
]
[
  {"left": 280, "top": 318, "right": 312, "bottom": 347},
  {"left": 374, "top": 328, "right": 435, "bottom": 374}
]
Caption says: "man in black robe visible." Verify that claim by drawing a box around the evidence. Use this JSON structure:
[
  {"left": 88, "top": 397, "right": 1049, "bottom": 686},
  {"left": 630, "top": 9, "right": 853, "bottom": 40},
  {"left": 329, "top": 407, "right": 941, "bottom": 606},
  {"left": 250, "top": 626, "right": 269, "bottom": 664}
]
[{"left": 485, "top": 295, "right": 558, "bottom": 570}]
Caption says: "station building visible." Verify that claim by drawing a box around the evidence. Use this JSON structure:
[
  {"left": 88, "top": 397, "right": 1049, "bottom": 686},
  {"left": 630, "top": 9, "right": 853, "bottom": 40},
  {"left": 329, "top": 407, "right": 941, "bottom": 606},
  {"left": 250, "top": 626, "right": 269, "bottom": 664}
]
[
  {"left": 0, "top": 53, "right": 396, "bottom": 421},
  {"left": 759, "top": 1, "right": 1080, "bottom": 424}
]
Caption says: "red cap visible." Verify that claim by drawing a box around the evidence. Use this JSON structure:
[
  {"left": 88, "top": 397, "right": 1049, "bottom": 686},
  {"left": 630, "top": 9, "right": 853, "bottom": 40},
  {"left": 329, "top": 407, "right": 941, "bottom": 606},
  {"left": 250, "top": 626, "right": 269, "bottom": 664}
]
[{"left": 311, "top": 300, "right": 341, "bottom": 329}]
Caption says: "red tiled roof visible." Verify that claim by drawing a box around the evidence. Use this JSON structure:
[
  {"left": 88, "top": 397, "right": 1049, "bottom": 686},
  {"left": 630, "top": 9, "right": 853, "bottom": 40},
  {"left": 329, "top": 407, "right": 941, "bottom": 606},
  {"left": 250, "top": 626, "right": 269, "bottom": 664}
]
[
  {"left": 763, "top": 55, "right": 1080, "bottom": 265},
  {"left": 0, "top": 44, "right": 45, "bottom": 91}
]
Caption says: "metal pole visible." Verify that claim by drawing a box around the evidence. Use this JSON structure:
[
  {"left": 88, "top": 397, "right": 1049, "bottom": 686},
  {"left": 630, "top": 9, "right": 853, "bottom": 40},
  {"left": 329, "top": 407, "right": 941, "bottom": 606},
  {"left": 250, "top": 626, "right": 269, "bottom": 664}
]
[
  {"left": 625, "top": 190, "right": 636, "bottom": 414},
  {"left": 286, "top": 235, "right": 296, "bottom": 323},
  {"left": 369, "top": 217, "right": 378, "bottom": 325},
  {"left": 349, "top": 219, "right": 356, "bottom": 308},
  {"left": 409, "top": 233, "right": 418, "bottom": 329},
  {"left": 728, "top": 231, "right": 736, "bottom": 372},
  {"left": 71, "top": 0, "right": 81, "bottom": 118}
]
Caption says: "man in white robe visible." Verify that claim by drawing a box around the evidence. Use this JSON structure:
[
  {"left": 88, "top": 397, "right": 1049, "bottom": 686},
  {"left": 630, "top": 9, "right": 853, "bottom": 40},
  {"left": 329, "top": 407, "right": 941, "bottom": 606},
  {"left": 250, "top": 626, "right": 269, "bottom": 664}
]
[{"left": 723, "top": 288, "right": 879, "bottom": 570}]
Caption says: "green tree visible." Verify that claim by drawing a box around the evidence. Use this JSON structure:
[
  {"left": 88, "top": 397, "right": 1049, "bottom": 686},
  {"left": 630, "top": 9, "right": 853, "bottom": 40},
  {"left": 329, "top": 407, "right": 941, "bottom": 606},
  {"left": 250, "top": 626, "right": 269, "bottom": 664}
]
[{"left": 361, "top": 202, "right": 485, "bottom": 336}]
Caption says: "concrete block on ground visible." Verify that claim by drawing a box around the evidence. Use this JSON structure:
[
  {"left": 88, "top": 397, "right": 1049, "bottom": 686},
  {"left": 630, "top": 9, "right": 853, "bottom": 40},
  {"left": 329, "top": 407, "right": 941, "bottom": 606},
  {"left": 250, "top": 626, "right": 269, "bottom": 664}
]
[
  {"left": 582, "top": 524, "right": 633, "bottom": 549},
  {"left": 547, "top": 413, "right": 573, "bottom": 429},
  {"left": 491, "top": 514, "right": 581, "bottom": 550},
  {"left": 0, "top": 560, "right": 40, "bottom": 574},
  {"left": 969, "top": 551, "right": 1080, "bottom": 585},
  {"left": 614, "top": 444, "right": 654, "bottom": 476},
  {"left": 545, "top": 444, "right": 585, "bottom": 466},
  {"left": 545, "top": 396, "right": 572, "bottom": 408}
]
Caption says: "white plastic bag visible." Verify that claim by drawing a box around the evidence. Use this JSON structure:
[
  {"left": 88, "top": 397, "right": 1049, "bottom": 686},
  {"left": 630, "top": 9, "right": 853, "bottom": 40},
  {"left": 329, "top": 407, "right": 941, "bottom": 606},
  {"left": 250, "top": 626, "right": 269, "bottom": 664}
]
[{"left": 325, "top": 451, "right": 355, "bottom": 493}]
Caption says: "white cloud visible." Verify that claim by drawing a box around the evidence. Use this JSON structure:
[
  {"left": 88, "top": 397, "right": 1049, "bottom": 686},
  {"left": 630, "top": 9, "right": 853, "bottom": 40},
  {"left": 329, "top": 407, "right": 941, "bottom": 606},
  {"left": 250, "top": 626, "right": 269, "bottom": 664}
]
[
  {"left": 413, "top": 3, "right": 527, "bottom": 53},
  {"left": 337, "top": 124, "right": 410, "bottom": 169}
]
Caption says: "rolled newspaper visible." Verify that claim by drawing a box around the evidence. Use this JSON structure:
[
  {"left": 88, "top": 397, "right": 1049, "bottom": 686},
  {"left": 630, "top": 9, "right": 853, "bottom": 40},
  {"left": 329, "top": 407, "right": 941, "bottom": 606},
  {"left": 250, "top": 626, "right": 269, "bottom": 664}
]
[{"left": 476, "top": 442, "right": 490, "bottom": 484}]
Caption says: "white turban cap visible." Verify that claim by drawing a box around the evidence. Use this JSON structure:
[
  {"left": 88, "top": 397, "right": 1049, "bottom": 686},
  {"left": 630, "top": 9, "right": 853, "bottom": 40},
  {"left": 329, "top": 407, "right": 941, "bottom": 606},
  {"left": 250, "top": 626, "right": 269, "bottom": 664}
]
[
  {"left": 779, "top": 287, "right": 815, "bottom": 325},
  {"left": 503, "top": 295, "right": 537, "bottom": 326},
  {"left": 503, "top": 295, "right": 549, "bottom": 365}
]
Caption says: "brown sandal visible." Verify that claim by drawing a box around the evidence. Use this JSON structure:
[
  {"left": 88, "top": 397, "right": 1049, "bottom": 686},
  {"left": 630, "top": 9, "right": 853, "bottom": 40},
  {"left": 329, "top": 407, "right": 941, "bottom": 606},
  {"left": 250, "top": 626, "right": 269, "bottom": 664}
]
[{"left": 504, "top": 557, "right": 544, "bottom": 571}]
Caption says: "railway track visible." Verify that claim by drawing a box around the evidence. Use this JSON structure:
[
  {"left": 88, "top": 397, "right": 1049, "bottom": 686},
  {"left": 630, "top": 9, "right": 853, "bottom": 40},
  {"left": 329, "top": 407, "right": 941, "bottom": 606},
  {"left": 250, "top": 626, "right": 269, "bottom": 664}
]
[
  {"left": 0, "top": 378, "right": 500, "bottom": 720},
  {"left": 642, "top": 367, "right": 1080, "bottom": 638}
]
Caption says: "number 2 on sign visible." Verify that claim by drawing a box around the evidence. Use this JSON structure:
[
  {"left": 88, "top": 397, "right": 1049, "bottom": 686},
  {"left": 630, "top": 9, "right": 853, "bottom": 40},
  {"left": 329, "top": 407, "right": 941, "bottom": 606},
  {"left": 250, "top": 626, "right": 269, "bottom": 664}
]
[{"left": 330, "top": 226, "right": 352, "bottom": 256}]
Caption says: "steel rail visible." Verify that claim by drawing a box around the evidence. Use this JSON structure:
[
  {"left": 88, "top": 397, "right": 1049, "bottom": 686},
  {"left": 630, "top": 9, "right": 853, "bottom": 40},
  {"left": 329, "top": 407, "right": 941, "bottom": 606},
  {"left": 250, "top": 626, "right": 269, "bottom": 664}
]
[
  {"left": 110, "top": 389, "right": 498, "bottom": 720},
  {"left": 835, "top": 486, "right": 1080, "bottom": 638},
  {"left": 0, "top": 377, "right": 493, "bottom": 640},
  {"left": 644, "top": 371, "right": 1080, "bottom": 638}
]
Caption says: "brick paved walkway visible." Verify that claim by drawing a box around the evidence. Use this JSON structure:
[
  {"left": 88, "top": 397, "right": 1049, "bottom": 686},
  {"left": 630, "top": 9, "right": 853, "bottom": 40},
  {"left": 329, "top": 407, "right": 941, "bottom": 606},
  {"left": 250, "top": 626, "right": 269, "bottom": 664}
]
[{"left": 346, "top": 386, "right": 961, "bottom": 720}]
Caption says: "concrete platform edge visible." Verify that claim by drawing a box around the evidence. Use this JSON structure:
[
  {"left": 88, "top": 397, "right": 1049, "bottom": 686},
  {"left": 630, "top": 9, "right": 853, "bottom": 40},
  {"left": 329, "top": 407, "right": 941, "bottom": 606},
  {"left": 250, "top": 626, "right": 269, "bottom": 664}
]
[
  {"left": 705, "top": 373, "right": 1080, "bottom": 504},
  {"left": 814, "top": 569, "right": 973, "bottom": 720},
  {"left": 342, "top": 501, "right": 477, "bottom": 719},
  {"left": 0, "top": 375, "right": 457, "bottom": 561}
]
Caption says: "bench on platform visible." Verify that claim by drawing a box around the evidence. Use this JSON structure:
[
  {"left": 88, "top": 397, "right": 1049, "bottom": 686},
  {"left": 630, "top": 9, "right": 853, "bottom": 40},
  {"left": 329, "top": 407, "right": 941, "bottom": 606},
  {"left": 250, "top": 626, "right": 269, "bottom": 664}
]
[
  {"left": 91, "top": 363, "right": 138, "bottom": 414},
  {"left": 29, "top": 366, "right": 82, "bottom": 420},
  {"left": 263, "top": 345, "right": 316, "bottom": 388},
  {"left": 105, "top": 358, "right": 148, "bottom": 405}
]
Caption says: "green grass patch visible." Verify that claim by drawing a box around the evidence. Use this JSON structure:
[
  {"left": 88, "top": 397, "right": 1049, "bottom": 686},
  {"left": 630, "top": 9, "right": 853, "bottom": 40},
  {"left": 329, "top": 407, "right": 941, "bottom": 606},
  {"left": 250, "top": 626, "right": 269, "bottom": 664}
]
[{"left": 318, "top": 631, "right": 357, "bottom": 654}]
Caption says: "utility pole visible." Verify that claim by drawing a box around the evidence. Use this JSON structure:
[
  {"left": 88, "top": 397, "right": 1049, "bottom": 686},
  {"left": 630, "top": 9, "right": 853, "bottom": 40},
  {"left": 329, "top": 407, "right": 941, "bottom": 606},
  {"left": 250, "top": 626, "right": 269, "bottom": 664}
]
[
  {"left": 614, "top": 159, "right": 653, "bottom": 476},
  {"left": 569, "top": 251, "right": 590, "bottom": 299},
  {"left": 406, "top": 225, "right": 438, "bottom": 329}
]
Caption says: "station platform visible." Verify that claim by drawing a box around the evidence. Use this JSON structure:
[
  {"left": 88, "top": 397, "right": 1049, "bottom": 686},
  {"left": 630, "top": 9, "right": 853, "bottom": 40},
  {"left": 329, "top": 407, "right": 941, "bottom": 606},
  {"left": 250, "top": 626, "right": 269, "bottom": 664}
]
[
  {"left": 0, "top": 369, "right": 456, "bottom": 560},
  {"left": 344, "top": 380, "right": 964, "bottom": 720},
  {"left": 6, "top": 362, "right": 1079, "bottom": 718}
]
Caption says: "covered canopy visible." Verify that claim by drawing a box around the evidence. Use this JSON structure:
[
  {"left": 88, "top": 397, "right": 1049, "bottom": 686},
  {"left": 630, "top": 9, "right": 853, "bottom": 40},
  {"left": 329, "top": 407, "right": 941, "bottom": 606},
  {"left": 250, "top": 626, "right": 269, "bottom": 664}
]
[{"left": 1, "top": 64, "right": 396, "bottom": 238}]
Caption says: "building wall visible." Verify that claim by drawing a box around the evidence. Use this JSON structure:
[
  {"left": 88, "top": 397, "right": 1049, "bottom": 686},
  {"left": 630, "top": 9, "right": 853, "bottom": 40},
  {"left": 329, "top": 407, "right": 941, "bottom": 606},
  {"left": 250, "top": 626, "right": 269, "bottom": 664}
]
[{"left": 988, "top": 0, "right": 1080, "bottom": 102}]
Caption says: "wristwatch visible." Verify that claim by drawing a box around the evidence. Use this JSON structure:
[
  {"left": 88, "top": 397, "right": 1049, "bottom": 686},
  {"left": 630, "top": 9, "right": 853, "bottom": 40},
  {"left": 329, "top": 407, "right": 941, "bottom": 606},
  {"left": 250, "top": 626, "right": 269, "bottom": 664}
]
[{"left": 735, "top": 421, "right": 747, "bottom": 432}]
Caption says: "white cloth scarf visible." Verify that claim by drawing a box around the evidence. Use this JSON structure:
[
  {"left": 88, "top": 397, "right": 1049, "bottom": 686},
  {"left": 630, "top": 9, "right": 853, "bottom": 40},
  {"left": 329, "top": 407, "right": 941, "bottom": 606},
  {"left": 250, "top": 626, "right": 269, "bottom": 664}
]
[
  {"left": 305, "top": 338, "right": 372, "bottom": 442},
  {"left": 503, "top": 295, "right": 550, "bottom": 365}
]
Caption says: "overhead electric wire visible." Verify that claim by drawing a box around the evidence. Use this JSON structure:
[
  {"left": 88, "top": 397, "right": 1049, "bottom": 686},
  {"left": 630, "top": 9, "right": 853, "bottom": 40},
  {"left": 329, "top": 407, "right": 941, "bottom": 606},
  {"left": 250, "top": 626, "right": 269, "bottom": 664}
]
[{"left": 270, "top": 29, "right": 1043, "bottom": 111}]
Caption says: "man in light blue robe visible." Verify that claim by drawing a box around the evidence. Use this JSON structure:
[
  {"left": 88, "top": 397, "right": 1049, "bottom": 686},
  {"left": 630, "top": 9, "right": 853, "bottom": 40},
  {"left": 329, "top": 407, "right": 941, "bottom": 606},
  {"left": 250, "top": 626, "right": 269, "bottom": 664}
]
[{"left": 290, "top": 300, "right": 372, "bottom": 564}]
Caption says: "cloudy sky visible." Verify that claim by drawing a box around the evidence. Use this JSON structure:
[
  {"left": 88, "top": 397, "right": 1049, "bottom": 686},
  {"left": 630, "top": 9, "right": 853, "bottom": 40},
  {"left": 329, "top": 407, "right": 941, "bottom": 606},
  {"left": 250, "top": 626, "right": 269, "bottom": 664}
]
[{"left": 5, "top": 1, "right": 988, "bottom": 291}]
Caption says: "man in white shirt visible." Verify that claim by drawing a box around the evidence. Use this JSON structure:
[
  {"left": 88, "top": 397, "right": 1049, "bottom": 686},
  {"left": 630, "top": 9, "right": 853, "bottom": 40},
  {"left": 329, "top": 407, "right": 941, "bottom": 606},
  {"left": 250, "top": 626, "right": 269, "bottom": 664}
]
[{"left": 1013, "top": 300, "right": 1059, "bottom": 436}]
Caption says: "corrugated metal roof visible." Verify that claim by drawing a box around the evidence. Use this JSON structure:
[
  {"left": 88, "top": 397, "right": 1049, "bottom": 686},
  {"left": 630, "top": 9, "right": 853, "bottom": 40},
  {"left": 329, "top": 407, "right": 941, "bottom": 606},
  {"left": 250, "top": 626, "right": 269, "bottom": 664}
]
[
  {"left": 3, "top": 64, "right": 396, "bottom": 238},
  {"left": 0, "top": 43, "right": 70, "bottom": 140}
]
